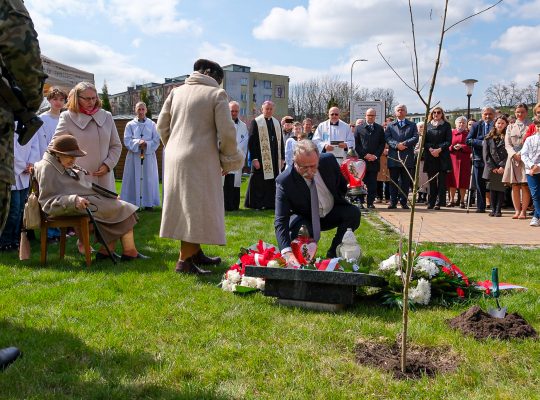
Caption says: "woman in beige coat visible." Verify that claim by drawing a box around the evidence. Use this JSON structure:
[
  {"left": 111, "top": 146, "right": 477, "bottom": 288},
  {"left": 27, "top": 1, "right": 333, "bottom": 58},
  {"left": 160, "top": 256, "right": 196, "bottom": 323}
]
[
  {"left": 157, "top": 59, "right": 244, "bottom": 275},
  {"left": 34, "top": 135, "right": 148, "bottom": 261},
  {"left": 54, "top": 82, "right": 122, "bottom": 192},
  {"left": 502, "top": 103, "right": 531, "bottom": 219}
]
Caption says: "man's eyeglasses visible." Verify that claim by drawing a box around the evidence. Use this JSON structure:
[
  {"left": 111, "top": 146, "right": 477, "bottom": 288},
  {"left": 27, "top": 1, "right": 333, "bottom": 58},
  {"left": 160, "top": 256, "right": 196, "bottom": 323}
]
[
  {"left": 330, "top": 113, "right": 339, "bottom": 116},
  {"left": 366, "top": 114, "right": 376, "bottom": 117},
  {"left": 79, "top": 96, "right": 97, "bottom": 102}
]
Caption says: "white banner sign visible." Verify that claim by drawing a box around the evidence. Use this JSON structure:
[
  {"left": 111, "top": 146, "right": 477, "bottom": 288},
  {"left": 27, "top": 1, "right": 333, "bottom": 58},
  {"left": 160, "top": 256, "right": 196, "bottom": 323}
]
[{"left": 351, "top": 101, "right": 385, "bottom": 125}]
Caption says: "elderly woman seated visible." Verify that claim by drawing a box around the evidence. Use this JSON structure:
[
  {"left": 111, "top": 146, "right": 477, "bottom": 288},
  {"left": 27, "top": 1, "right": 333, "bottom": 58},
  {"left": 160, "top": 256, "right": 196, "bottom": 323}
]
[{"left": 33, "top": 135, "right": 149, "bottom": 261}]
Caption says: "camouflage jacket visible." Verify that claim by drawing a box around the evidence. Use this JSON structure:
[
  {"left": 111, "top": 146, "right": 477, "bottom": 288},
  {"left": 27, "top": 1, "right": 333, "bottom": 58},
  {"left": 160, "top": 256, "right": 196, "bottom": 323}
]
[{"left": 0, "top": 0, "right": 46, "bottom": 113}]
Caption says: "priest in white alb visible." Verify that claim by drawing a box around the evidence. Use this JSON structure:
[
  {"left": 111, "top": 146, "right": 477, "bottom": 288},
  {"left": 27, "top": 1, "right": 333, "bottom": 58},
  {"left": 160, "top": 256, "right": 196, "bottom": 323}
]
[
  {"left": 223, "top": 101, "right": 248, "bottom": 211},
  {"left": 120, "top": 102, "right": 161, "bottom": 210},
  {"left": 312, "top": 106, "right": 355, "bottom": 163}
]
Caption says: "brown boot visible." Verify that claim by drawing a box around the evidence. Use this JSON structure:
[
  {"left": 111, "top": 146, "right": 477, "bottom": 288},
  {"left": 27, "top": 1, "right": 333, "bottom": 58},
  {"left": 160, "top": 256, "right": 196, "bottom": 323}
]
[
  {"left": 191, "top": 249, "right": 221, "bottom": 266},
  {"left": 175, "top": 258, "right": 211, "bottom": 275}
]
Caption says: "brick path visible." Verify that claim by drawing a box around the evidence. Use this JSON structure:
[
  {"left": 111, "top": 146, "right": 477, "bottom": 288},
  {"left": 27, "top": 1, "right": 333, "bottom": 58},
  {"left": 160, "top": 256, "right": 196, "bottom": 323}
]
[{"left": 373, "top": 204, "right": 539, "bottom": 246}]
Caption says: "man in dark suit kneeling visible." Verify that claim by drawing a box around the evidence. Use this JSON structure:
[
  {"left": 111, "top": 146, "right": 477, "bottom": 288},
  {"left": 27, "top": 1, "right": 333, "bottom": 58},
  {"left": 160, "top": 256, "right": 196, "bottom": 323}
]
[{"left": 275, "top": 140, "right": 360, "bottom": 266}]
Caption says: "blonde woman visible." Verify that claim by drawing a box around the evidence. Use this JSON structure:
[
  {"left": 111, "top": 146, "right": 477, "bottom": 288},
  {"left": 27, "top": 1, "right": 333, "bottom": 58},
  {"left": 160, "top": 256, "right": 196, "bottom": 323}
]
[
  {"left": 502, "top": 103, "right": 531, "bottom": 219},
  {"left": 54, "top": 82, "right": 122, "bottom": 191}
]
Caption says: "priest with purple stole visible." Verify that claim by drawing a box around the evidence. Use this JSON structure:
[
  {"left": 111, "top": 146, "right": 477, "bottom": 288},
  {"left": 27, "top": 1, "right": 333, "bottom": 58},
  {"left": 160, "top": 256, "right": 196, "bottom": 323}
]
[{"left": 244, "top": 101, "right": 284, "bottom": 210}]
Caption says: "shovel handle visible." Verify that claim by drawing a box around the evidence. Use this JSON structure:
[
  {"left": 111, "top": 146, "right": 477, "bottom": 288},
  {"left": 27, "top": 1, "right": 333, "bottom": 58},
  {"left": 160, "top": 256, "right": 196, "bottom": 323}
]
[{"left": 491, "top": 267, "right": 500, "bottom": 299}]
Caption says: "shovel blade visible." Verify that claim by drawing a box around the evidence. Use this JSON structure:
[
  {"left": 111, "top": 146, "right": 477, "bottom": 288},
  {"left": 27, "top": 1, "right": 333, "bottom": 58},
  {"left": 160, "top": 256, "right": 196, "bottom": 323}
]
[{"left": 488, "top": 307, "right": 507, "bottom": 319}]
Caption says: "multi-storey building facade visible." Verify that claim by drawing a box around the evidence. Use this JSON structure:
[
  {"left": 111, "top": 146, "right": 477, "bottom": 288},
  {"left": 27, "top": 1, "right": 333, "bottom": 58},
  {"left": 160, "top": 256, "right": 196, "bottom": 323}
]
[
  {"left": 109, "top": 65, "right": 289, "bottom": 121},
  {"left": 41, "top": 55, "right": 94, "bottom": 93}
]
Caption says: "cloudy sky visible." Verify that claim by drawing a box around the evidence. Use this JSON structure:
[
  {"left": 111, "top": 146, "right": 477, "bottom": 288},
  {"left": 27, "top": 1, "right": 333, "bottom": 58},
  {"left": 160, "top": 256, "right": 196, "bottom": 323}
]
[{"left": 26, "top": 0, "right": 540, "bottom": 113}]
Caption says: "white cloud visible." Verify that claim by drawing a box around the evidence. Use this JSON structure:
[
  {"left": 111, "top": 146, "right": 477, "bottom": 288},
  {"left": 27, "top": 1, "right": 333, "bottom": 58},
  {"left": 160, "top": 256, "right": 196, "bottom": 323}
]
[
  {"left": 252, "top": 0, "right": 501, "bottom": 48},
  {"left": 106, "top": 0, "right": 202, "bottom": 35},
  {"left": 39, "top": 33, "right": 161, "bottom": 93},
  {"left": 491, "top": 24, "right": 540, "bottom": 86},
  {"left": 132, "top": 38, "right": 142, "bottom": 48},
  {"left": 26, "top": 0, "right": 200, "bottom": 36}
]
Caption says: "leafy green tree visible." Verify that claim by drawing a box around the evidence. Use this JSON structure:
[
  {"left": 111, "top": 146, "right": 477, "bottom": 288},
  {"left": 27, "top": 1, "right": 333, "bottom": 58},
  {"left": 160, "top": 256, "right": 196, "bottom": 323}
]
[
  {"left": 100, "top": 81, "right": 112, "bottom": 112},
  {"left": 140, "top": 87, "right": 152, "bottom": 119}
]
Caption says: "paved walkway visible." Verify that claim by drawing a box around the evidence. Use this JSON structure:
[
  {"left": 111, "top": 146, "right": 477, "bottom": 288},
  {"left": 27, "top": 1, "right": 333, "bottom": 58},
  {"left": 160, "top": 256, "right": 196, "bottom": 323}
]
[{"left": 372, "top": 204, "right": 539, "bottom": 246}]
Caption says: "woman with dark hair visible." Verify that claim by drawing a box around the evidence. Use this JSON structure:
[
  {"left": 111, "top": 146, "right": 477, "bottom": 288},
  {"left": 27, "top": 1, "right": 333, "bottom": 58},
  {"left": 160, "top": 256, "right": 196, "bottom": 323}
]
[
  {"left": 423, "top": 106, "right": 452, "bottom": 210},
  {"left": 483, "top": 116, "right": 509, "bottom": 217},
  {"left": 157, "top": 59, "right": 244, "bottom": 275},
  {"left": 502, "top": 103, "right": 530, "bottom": 219},
  {"left": 53, "top": 82, "right": 122, "bottom": 191}
]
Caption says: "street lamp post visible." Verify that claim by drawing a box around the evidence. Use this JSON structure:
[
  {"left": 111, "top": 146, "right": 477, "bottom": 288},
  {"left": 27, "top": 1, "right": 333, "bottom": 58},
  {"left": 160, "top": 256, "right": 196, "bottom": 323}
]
[
  {"left": 462, "top": 79, "right": 478, "bottom": 120},
  {"left": 350, "top": 59, "right": 367, "bottom": 121}
]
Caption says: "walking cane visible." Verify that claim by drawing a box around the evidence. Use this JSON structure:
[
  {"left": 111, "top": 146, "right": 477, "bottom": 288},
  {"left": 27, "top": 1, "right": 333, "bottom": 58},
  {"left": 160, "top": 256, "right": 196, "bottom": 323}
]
[
  {"left": 139, "top": 145, "right": 145, "bottom": 209},
  {"left": 85, "top": 208, "right": 117, "bottom": 264},
  {"left": 466, "top": 162, "right": 475, "bottom": 214}
]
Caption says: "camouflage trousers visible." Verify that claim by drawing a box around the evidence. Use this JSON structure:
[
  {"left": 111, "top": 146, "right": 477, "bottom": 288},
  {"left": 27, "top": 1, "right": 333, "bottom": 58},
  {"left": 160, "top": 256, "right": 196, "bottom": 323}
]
[{"left": 0, "top": 107, "right": 14, "bottom": 233}]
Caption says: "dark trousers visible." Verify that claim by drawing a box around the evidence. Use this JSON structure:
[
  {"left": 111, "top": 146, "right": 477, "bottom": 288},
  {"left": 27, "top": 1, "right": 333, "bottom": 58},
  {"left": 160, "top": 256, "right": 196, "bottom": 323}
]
[
  {"left": 364, "top": 170, "right": 378, "bottom": 206},
  {"left": 289, "top": 203, "right": 361, "bottom": 258},
  {"left": 472, "top": 163, "right": 486, "bottom": 210},
  {"left": 526, "top": 174, "right": 540, "bottom": 219},
  {"left": 389, "top": 167, "right": 413, "bottom": 206},
  {"left": 0, "top": 187, "right": 28, "bottom": 247},
  {"left": 490, "top": 190, "right": 504, "bottom": 214},
  {"left": 223, "top": 174, "right": 240, "bottom": 211},
  {"left": 377, "top": 181, "right": 390, "bottom": 200},
  {"left": 427, "top": 171, "right": 447, "bottom": 207}
]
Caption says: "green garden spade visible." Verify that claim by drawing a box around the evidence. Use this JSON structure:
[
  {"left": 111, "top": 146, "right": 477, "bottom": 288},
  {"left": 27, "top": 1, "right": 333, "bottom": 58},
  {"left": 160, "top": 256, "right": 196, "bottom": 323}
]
[{"left": 488, "top": 267, "right": 507, "bottom": 318}]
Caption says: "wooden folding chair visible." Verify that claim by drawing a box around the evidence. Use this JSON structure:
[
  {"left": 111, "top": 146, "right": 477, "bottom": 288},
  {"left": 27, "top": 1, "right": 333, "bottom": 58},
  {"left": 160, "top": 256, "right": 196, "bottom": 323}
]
[{"left": 33, "top": 178, "right": 93, "bottom": 267}]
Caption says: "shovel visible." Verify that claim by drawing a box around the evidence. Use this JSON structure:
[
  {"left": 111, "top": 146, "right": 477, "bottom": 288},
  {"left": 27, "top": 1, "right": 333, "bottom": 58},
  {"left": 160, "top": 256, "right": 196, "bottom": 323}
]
[{"left": 488, "top": 267, "right": 507, "bottom": 318}]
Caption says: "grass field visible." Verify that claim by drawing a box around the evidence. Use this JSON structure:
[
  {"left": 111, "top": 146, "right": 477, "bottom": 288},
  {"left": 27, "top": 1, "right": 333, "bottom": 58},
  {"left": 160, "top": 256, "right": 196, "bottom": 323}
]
[{"left": 0, "top": 179, "right": 539, "bottom": 399}]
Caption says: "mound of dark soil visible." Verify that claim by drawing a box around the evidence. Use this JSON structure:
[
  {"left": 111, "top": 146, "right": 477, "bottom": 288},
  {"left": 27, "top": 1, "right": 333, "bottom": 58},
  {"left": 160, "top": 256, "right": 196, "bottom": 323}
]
[
  {"left": 355, "top": 339, "right": 458, "bottom": 379},
  {"left": 448, "top": 306, "right": 538, "bottom": 340}
]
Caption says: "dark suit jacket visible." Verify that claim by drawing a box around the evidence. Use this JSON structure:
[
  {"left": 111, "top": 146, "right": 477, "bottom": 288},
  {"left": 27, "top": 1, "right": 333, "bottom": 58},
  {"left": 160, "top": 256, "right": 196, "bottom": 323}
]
[
  {"left": 466, "top": 120, "right": 493, "bottom": 166},
  {"left": 274, "top": 153, "right": 349, "bottom": 250},
  {"left": 384, "top": 119, "right": 419, "bottom": 169},
  {"left": 354, "top": 123, "right": 386, "bottom": 172}
]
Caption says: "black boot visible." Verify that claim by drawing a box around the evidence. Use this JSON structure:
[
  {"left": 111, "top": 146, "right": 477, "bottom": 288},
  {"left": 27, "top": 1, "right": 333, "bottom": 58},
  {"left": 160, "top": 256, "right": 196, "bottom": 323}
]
[
  {"left": 175, "top": 258, "right": 211, "bottom": 275},
  {"left": 191, "top": 249, "right": 221, "bottom": 265}
]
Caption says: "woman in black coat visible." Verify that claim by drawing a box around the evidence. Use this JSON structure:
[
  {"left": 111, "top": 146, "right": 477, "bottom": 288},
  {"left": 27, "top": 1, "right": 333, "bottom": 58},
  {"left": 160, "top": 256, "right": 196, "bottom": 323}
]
[{"left": 423, "top": 106, "right": 452, "bottom": 209}]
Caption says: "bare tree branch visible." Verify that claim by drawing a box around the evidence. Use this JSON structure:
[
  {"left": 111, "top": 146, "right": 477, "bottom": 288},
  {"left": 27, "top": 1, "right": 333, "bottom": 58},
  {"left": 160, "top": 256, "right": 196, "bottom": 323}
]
[{"left": 444, "top": 0, "right": 504, "bottom": 33}]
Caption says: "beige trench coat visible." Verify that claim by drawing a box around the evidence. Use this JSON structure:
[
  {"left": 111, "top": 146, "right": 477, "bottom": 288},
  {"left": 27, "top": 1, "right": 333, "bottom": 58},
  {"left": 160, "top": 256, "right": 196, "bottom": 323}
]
[
  {"left": 54, "top": 109, "right": 122, "bottom": 191},
  {"left": 157, "top": 72, "right": 244, "bottom": 244},
  {"left": 502, "top": 122, "right": 528, "bottom": 184},
  {"left": 34, "top": 152, "right": 137, "bottom": 223}
]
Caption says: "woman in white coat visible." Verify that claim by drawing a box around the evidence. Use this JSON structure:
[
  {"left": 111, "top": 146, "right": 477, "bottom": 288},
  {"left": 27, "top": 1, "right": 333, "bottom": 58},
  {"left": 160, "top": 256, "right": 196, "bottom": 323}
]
[
  {"left": 157, "top": 59, "right": 244, "bottom": 275},
  {"left": 120, "top": 102, "right": 161, "bottom": 209},
  {"left": 54, "top": 82, "right": 122, "bottom": 192}
]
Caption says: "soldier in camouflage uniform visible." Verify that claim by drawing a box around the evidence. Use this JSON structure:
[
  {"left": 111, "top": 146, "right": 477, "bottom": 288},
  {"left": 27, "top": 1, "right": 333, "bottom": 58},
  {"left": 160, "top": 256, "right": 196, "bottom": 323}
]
[{"left": 0, "top": 0, "right": 46, "bottom": 233}]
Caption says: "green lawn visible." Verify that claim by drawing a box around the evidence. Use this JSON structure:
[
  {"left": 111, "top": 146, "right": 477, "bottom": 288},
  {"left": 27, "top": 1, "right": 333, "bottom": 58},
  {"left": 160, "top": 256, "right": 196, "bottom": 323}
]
[{"left": 0, "top": 179, "right": 539, "bottom": 399}]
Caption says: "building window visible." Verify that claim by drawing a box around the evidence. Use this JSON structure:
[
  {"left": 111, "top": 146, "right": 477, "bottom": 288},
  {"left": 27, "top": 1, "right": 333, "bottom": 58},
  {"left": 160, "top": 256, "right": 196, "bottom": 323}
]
[
  {"left": 240, "top": 93, "right": 247, "bottom": 101},
  {"left": 263, "top": 80, "right": 272, "bottom": 89},
  {"left": 275, "top": 85, "right": 284, "bottom": 98},
  {"left": 240, "top": 78, "right": 248, "bottom": 86},
  {"left": 253, "top": 80, "right": 257, "bottom": 87},
  {"left": 240, "top": 108, "right": 246, "bottom": 116},
  {"left": 264, "top": 95, "right": 271, "bottom": 102},
  {"left": 253, "top": 94, "right": 257, "bottom": 102}
]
